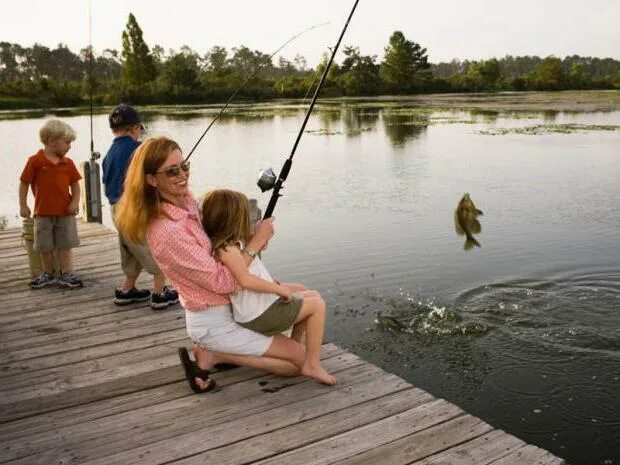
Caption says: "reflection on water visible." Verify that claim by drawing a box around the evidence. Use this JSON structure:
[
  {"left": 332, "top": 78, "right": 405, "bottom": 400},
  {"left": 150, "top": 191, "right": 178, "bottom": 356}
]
[
  {"left": 2, "top": 101, "right": 619, "bottom": 465},
  {"left": 470, "top": 108, "right": 500, "bottom": 123},
  {"left": 381, "top": 110, "right": 429, "bottom": 147},
  {"left": 341, "top": 108, "right": 379, "bottom": 137},
  {"left": 542, "top": 110, "right": 559, "bottom": 122}
]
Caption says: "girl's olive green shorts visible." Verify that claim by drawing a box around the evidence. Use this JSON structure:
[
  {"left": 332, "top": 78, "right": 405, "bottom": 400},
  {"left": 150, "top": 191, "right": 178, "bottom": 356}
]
[{"left": 239, "top": 292, "right": 303, "bottom": 336}]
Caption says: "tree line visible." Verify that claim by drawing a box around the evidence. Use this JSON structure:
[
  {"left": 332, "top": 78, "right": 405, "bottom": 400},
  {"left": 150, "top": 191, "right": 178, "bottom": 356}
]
[{"left": 1, "top": 13, "right": 619, "bottom": 109}]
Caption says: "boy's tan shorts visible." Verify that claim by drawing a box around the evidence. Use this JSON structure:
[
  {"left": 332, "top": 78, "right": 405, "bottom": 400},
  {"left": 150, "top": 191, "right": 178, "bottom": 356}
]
[
  {"left": 111, "top": 204, "right": 161, "bottom": 277},
  {"left": 34, "top": 215, "right": 80, "bottom": 252}
]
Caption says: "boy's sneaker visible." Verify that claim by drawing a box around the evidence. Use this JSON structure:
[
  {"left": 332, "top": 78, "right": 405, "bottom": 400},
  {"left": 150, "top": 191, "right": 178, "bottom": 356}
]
[
  {"left": 29, "top": 271, "right": 57, "bottom": 289},
  {"left": 114, "top": 287, "right": 151, "bottom": 306},
  {"left": 58, "top": 271, "right": 83, "bottom": 289},
  {"left": 151, "top": 286, "right": 179, "bottom": 310}
]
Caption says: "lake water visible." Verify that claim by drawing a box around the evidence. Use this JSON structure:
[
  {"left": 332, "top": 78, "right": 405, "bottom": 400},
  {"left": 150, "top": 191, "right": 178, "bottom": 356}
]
[{"left": 2, "top": 100, "right": 619, "bottom": 465}]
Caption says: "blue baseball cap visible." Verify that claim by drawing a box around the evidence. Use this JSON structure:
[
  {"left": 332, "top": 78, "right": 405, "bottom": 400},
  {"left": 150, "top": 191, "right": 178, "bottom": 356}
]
[{"left": 109, "top": 104, "right": 143, "bottom": 129}]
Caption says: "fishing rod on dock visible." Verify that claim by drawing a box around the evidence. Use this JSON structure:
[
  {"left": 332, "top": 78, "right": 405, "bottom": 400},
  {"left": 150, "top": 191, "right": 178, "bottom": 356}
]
[
  {"left": 82, "top": 0, "right": 103, "bottom": 223},
  {"left": 184, "top": 22, "right": 328, "bottom": 162},
  {"left": 88, "top": 0, "right": 98, "bottom": 162},
  {"left": 257, "top": 0, "right": 360, "bottom": 219}
]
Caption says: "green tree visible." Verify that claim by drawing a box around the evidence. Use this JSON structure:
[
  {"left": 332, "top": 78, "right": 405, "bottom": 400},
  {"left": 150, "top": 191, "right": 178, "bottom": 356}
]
[
  {"left": 465, "top": 58, "right": 501, "bottom": 90},
  {"left": 380, "top": 31, "right": 431, "bottom": 93},
  {"left": 229, "top": 46, "right": 273, "bottom": 77},
  {"left": 526, "top": 56, "right": 565, "bottom": 90},
  {"left": 120, "top": 13, "right": 157, "bottom": 98},
  {"left": 157, "top": 46, "right": 201, "bottom": 101},
  {"left": 205, "top": 45, "right": 229, "bottom": 75},
  {"left": 336, "top": 46, "right": 380, "bottom": 95},
  {"left": 568, "top": 62, "right": 586, "bottom": 88},
  {"left": 0, "top": 42, "right": 24, "bottom": 82}
]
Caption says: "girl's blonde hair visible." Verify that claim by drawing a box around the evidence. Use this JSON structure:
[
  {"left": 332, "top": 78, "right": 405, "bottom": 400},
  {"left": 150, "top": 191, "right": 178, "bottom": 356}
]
[
  {"left": 39, "top": 119, "right": 76, "bottom": 143},
  {"left": 201, "top": 189, "right": 251, "bottom": 252},
  {"left": 115, "top": 136, "right": 181, "bottom": 243}
]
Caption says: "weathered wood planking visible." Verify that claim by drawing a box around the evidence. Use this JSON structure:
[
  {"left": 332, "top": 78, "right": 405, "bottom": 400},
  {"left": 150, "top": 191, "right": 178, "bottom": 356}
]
[{"left": 0, "top": 222, "right": 565, "bottom": 465}]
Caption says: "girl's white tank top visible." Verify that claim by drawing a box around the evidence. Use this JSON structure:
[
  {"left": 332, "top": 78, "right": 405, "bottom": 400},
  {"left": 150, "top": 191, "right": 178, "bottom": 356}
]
[{"left": 230, "top": 253, "right": 279, "bottom": 323}]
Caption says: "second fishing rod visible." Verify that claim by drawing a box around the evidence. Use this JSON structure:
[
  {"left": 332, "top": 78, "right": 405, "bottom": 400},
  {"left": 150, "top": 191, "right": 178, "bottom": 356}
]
[
  {"left": 258, "top": 0, "right": 360, "bottom": 220},
  {"left": 184, "top": 22, "right": 328, "bottom": 163}
]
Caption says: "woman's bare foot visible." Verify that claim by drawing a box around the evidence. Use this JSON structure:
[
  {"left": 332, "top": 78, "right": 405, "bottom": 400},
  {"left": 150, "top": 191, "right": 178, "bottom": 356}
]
[
  {"left": 301, "top": 361, "right": 337, "bottom": 385},
  {"left": 193, "top": 345, "right": 219, "bottom": 389}
]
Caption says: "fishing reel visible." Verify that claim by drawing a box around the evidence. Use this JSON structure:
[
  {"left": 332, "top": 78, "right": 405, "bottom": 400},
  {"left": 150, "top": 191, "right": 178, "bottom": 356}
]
[{"left": 257, "top": 167, "right": 277, "bottom": 192}]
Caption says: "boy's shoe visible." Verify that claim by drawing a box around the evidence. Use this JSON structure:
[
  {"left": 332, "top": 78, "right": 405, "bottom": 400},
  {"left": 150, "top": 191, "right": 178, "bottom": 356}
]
[
  {"left": 151, "top": 286, "right": 179, "bottom": 310},
  {"left": 58, "top": 271, "right": 83, "bottom": 289},
  {"left": 29, "top": 271, "right": 57, "bottom": 289},
  {"left": 114, "top": 287, "right": 151, "bottom": 306}
]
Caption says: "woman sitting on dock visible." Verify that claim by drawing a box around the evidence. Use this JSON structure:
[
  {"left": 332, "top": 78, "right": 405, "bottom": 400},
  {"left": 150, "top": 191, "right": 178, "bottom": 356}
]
[{"left": 114, "top": 136, "right": 311, "bottom": 393}]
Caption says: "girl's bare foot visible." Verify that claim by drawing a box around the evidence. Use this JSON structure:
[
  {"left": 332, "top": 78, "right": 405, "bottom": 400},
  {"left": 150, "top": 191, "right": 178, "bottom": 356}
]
[{"left": 301, "top": 362, "right": 337, "bottom": 385}]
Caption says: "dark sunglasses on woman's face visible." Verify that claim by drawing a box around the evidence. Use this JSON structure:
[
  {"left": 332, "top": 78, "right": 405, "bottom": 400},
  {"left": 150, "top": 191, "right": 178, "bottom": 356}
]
[{"left": 155, "top": 161, "right": 191, "bottom": 178}]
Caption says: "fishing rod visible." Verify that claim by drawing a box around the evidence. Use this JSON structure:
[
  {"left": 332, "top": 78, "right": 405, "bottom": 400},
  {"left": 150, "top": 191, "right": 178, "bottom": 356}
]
[
  {"left": 184, "top": 22, "right": 328, "bottom": 162},
  {"left": 84, "top": 0, "right": 102, "bottom": 223},
  {"left": 88, "top": 0, "right": 96, "bottom": 159},
  {"left": 258, "top": 0, "right": 360, "bottom": 219}
]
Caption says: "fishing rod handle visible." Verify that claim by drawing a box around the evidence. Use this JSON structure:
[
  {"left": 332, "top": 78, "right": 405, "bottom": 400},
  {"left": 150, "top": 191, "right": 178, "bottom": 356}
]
[{"left": 263, "top": 186, "right": 281, "bottom": 219}]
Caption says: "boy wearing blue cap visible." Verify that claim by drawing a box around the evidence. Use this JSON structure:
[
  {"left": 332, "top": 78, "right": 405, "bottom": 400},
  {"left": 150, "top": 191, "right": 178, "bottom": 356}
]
[{"left": 102, "top": 104, "right": 178, "bottom": 309}]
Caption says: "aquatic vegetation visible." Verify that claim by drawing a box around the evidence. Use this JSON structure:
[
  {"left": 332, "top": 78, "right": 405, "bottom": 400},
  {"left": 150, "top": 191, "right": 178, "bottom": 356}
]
[
  {"left": 478, "top": 123, "right": 620, "bottom": 135},
  {"left": 306, "top": 127, "right": 374, "bottom": 136}
]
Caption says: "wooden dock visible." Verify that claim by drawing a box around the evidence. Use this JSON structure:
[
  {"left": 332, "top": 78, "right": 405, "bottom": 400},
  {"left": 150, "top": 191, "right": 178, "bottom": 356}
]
[{"left": 0, "top": 221, "right": 565, "bottom": 465}]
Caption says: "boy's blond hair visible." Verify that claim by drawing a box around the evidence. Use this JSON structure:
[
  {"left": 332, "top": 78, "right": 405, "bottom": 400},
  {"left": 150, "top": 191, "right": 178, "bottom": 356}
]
[{"left": 39, "top": 119, "right": 77, "bottom": 144}]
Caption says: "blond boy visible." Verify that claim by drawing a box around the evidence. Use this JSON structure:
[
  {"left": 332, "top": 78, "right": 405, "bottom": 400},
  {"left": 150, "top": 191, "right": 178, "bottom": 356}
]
[{"left": 19, "top": 119, "right": 83, "bottom": 288}]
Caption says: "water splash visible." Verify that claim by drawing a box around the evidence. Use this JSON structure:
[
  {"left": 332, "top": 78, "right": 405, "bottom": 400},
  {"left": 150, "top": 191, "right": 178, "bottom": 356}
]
[{"left": 374, "top": 298, "right": 490, "bottom": 337}]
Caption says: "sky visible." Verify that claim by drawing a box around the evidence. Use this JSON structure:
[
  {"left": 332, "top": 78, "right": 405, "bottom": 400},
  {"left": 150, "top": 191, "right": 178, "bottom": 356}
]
[{"left": 1, "top": 0, "right": 619, "bottom": 66}]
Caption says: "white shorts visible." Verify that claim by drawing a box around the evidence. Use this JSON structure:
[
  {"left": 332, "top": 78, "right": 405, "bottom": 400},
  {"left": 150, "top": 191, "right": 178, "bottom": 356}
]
[{"left": 185, "top": 305, "right": 274, "bottom": 357}]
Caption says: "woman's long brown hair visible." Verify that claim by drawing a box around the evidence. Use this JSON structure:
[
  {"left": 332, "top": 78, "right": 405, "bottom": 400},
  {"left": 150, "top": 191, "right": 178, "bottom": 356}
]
[
  {"left": 201, "top": 189, "right": 251, "bottom": 252},
  {"left": 115, "top": 137, "right": 181, "bottom": 243}
]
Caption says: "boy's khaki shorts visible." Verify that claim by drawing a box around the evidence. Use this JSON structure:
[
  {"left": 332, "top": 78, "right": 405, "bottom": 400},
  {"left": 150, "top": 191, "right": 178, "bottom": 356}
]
[
  {"left": 34, "top": 215, "right": 80, "bottom": 252},
  {"left": 111, "top": 204, "right": 161, "bottom": 277}
]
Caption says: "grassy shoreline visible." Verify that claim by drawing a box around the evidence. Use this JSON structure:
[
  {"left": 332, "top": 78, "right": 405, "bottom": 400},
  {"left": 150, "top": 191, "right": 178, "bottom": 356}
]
[{"left": 1, "top": 90, "right": 619, "bottom": 121}]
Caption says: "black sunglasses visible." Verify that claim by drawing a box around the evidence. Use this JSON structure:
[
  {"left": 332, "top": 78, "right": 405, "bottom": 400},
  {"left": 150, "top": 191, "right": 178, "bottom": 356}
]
[{"left": 155, "top": 161, "right": 191, "bottom": 178}]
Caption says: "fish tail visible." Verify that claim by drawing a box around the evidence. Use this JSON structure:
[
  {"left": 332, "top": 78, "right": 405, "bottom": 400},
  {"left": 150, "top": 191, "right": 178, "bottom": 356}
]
[{"left": 464, "top": 235, "right": 481, "bottom": 250}]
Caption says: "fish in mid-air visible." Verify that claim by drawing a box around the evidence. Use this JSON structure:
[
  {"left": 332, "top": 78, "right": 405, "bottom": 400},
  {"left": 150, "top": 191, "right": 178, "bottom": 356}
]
[{"left": 454, "top": 193, "right": 483, "bottom": 250}]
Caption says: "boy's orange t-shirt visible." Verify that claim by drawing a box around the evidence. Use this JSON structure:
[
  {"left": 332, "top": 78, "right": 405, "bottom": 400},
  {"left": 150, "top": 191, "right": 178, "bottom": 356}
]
[{"left": 19, "top": 150, "right": 82, "bottom": 216}]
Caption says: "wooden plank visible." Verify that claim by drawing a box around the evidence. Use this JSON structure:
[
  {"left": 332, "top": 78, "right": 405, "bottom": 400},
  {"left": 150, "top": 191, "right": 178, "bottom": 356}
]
[
  {"left": 0, "top": 305, "right": 169, "bottom": 342},
  {"left": 0, "top": 283, "right": 160, "bottom": 327},
  {"left": 73, "top": 366, "right": 409, "bottom": 465},
  {"left": 0, "top": 308, "right": 183, "bottom": 350},
  {"left": 409, "top": 429, "right": 527, "bottom": 465},
  {"left": 1, "top": 320, "right": 184, "bottom": 365},
  {"left": 0, "top": 328, "right": 187, "bottom": 377},
  {"left": 250, "top": 399, "right": 465, "bottom": 465},
  {"left": 331, "top": 414, "right": 494, "bottom": 465},
  {"left": 6, "top": 355, "right": 370, "bottom": 464},
  {"left": 0, "top": 344, "right": 345, "bottom": 442},
  {"left": 171, "top": 388, "right": 435, "bottom": 465},
  {"left": 490, "top": 444, "right": 565, "bottom": 465}
]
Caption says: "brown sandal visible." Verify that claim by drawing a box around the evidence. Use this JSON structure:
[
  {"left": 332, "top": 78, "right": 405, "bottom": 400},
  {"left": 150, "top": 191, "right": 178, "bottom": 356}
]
[{"left": 177, "top": 347, "right": 216, "bottom": 394}]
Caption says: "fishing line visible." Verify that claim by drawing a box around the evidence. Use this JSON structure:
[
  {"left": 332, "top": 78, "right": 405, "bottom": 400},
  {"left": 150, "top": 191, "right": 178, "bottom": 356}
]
[
  {"left": 184, "top": 21, "right": 329, "bottom": 162},
  {"left": 301, "top": 60, "right": 325, "bottom": 105},
  {"left": 261, "top": 0, "right": 360, "bottom": 219}
]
